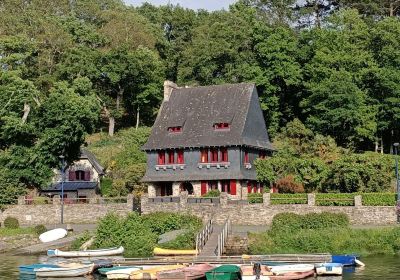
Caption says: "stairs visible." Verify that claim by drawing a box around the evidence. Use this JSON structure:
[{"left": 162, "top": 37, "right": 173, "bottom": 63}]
[{"left": 198, "top": 225, "right": 223, "bottom": 257}]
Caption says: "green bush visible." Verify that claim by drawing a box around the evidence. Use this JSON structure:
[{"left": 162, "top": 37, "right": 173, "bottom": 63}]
[
  {"left": 248, "top": 193, "right": 263, "bottom": 203},
  {"left": 202, "top": 190, "right": 220, "bottom": 197},
  {"left": 4, "top": 217, "right": 19, "bottom": 229},
  {"left": 100, "top": 178, "right": 113, "bottom": 196},
  {"left": 71, "top": 230, "right": 93, "bottom": 250},
  {"left": 270, "top": 193, "right": 307, "bottom": 204},
  {"left": 315, "top": 193, "right": 355, "bottom": 206},
  {"left": 34, "top": 224, "right": 47, "bottom": 235},
  {"left": 362, "top": 193, "right": 396, "bottom": 206}
]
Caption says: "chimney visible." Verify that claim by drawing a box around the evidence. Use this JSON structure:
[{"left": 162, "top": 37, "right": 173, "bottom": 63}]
[{"left": 163, "top": 80, "right": 178, "bottom": 102}]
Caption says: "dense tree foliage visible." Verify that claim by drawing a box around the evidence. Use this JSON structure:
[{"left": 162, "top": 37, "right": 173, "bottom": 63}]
[{"left": 1, "top": 0, "right": 399, "bottom": 198}]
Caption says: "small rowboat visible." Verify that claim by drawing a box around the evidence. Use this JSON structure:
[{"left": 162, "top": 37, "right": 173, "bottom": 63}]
[
  {"left": 315, "top": 263, "right": 343, "bottom": 275},
  {"left": 269, "top": 264, "right": 315, "bottom": 275},
  {"left": 104, "top": 267, "right": 142, "bottom": 279},
  {"left": 39, "top": 228, "right": 67, "bottom": 243},
  {"left": 157, "top": 264, "right": 216, "bottom": 280},
  {"left": 269, "top": 270, "right": 315, "bottom": 280},
  {"left": 19, "top": 264, "right": 60, "bottom": 275},
  {"left": 98, "top": 266, "right": 141, "bottom": 276},
  {"left": 153, "top": 247, "right": 197, "bottom": 256},
  {"left": 205, "top": 265, "right": 242, "bottom": 280},
  {"left": 241, "top": 264, "right": 272, "bottom": 276},
  {"left": 129, "top": 265, "right": 186, "bottom": 280},
  {"left": 47, "top": 246, "right": 124, "bottom": 257},
  {"left": 35, "top": 263, "right": 94, "bottom": 277}
]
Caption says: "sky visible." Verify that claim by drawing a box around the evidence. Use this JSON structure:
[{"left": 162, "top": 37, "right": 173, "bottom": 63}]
[{"left": 124, "top": 0, "right": 237, "bottom": 11}]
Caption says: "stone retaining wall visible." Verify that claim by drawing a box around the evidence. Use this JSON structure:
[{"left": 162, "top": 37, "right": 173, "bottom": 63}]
[
  {"left": 0, "top": 195, "right": 134, "bottom": 226},
  {"left": 141, "top": 192, "right": 397, "bottom": 226}
]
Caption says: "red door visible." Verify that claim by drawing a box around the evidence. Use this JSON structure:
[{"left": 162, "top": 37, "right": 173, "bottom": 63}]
[
  {"left": 201, "top": 181, "right": 207, "bottom": 195},
  {"left": 230, "top": 180, "right": 236, "bottom": 195}
]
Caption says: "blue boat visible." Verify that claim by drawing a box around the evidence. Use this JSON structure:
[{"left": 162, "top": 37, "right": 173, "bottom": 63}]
[
  {"left": 19, "top": 264, "right": 60, "bottom": 275},
  {"left": 331, "top": 255, "right": 358, "bottom": 266}
]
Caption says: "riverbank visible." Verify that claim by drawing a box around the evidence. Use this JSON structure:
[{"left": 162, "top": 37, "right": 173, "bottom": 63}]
[
  {"left": 248, "top": 213, "right": 400, "bottom": 256},
  {"left": 0, "top": 228, "right": 38, "bottom": 253}
]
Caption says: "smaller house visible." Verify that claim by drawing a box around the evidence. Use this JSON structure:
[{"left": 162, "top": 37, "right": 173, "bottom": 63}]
[{"left": 42, "top": 150, "right": 104, "bottom": 202}]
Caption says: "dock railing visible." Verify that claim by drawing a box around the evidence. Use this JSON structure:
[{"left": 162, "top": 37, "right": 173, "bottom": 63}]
[
  {"left": 215, "top": 219, "right": 231, "bottom": 257},
  {"left": 195, "top": 219, "right": 213, "bottom": 254}
]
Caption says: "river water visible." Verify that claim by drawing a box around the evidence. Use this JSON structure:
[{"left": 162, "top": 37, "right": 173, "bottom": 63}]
[{"left": 0, "top": 254, "right": 399, "bottom": 280}]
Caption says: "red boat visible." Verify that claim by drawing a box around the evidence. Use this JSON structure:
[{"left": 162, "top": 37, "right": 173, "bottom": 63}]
[{"left": 157, "top": 264, "right": 216, "bottom": 280}]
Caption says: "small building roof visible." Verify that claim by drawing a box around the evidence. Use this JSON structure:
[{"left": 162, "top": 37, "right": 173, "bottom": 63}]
[
  {"left": 44, "top": 181, "right": 98, "bottom": 192},
  {"left": 142, "top": 83, "right": 274, "bottom": 151},
  {"left": 80, "top": 149, "right": 105, "bottom": 175}
]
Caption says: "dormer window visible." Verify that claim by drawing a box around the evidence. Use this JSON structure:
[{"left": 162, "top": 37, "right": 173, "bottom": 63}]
[
  {"left": 168, "top": 126, "right": 182, "bottom": 133},
  {"left": 214, "top": 123, "right": 230, "bottom": 130}
]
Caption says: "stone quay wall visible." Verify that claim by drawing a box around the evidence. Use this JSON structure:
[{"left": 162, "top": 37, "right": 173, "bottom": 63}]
[
  {"left": 0, "top": 195, "right": 135, "bottom": 226},
  {"left": 141, "top": 192, "right": 397, "bottom": 226}
]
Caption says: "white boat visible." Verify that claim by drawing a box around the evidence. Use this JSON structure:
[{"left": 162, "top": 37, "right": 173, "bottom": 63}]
[
  {"left": 315, "top": 263, "right": 343, "bottom": 275},
  {"left": 47, "top": 246, "right": 124, "bottom": 257},
  {"left": 242, "top": 276, "right": 271, "bottom": 280},
  {"left": 106, "top": 267, "right": 142, "bottom": 279},
  {"left": 269, "top": 264, "right": 315, "bottom": 275},
  {"left": 35, "top": 263, "right": 94, "bottom": 277},
  {"left": 39, "top": 228, "right": 67, "bottom": 243}
]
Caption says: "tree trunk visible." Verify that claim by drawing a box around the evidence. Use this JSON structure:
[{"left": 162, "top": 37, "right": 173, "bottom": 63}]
[
  {"left": 116, "top": 87, "right": 124, "bottom": 111},
  {"left": 136, "top": 106, "right": 140, "bottom": 130},
  {"left": 380, "top": 137, "right": 384, "bottom": 154},
  {"left": 109, "top": 116, "right": 115, "bottom": 137},
  {"left": 22, "top": 103, "right": 30, "bottom": 123},
  {"left": 314, "top": 0, "right": 321, "bottom": 28}
]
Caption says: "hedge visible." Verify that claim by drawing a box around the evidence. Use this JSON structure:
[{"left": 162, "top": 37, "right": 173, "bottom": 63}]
[
  {"left": 315, "top": 193, "right": 355, "bottom": 206},
  {"left": 270, "top": 193, "right": 307, "bottom": 205},
  {"left": 248, "top": 193, "right": 263, "bottom": 204},
  {"left": 361, "top": 193, "right": 396, "bottom": 206}
]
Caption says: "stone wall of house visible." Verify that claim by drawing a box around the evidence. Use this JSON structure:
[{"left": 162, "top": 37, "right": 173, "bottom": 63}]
[
  {"left": 141, "top": 193, "right": 397, "bottom": 226},
  {"left": 0, "top": 195, "right": 134, "bottom": 226}
]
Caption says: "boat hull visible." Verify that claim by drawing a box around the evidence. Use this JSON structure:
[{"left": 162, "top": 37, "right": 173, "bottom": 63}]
[
  {"left": 98, "top": 266, "right": 141, "bottom": 275},
  {"left": 105, "top": 267, "right": 142, "bottom": 279},
  {"left": 205, "top": 265, "right": 241, "bottom": 280},
  {"left": 269, "top": 264, "right": 314, "bottom": 274},
  {"left": 35, "top": 263, "right": 94, "bottom": 277},
  {"left": 269, "top": 270, "right": 315, "bottom": 280},
  {"left": 315, "top": 263, "right": 343, "bottom": 276},
  {"left": 47, "top": 246, "right": 124, "bottom": 257},
  {"left": 128, "top": 265, "right": 186, "bottom": 280},
  {"left": 39, "top": 228, "right": 67, "bottom": 243},
  {"left": 157, "top": 264, "right": 215, "bottom": 280},
  {"left": 19, "top": 264, "right": 60, "bottom": 275},
  {"left": 153, "top": 247, "right": 198, "bottom": 256}
]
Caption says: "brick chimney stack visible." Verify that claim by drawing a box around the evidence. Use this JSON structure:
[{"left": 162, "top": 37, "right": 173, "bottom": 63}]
[{"left": 163, "top": 80, "right": 178, "bottom": 102}]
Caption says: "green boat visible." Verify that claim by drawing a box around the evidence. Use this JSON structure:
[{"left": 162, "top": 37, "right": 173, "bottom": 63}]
[
  {"left": 98, "top": 266, "right": 142, "bottom": 275},
  {"left": 205, "top": 265, "right": 242, "bottom": 280}
]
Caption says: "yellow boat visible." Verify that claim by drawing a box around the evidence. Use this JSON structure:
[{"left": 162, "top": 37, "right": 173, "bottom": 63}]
[
  {"left": 153, "top": 247, "right": 198, "bottom": 256},
  {"left": 130, "top": 265, "right": 185, "bottom": 280}
]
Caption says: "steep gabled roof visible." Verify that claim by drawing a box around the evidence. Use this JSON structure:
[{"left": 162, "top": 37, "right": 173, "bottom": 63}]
[
  {"left": 80, "top": 149, "right": 105, "bottom": 175},
  {"left": 142, "top": 83, "right": 273, "bottom": 150}
]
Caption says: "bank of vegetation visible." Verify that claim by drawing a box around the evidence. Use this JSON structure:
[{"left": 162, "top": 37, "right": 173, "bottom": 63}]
[
  {"left": 73, "top": 212, "right": 202, "bottom": 257},
  {"left": 249, "top": 213, "right": 400, "bottom": 256}
]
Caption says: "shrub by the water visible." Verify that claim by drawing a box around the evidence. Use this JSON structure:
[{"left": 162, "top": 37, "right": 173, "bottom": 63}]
[
  {"left": 4, "top": 217, "right": 19, "bottom": 229},
  {"left": 34, "top": 224, "right": 47, "bottom": 235}
]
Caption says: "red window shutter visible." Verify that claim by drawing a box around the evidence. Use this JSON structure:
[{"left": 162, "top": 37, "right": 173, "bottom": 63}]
[
  {"left": 230, "top": 180, "right": 236, "bottom": 195},
  {"left": 177, "top": 150, "right": 184, "bottom": 164},
  {"left": 220, "top": 148, "right": 228, "bottom": 162},
  {"left": 168, "top": 150, "right": 175, "bottom": 164},
  {"left": 244, "top": 151, "right": 249, "bottom": 164},
  {"left": 201, "top": 149, "right": 208, "bottom": 163},
  {"left": 158, "top": 151, "right": 165, "bottom": 165},
  {"left": 84, "top": 171, "right": 90, "bottom": 181},
  {"left": 211, "top": 149, "right": 218, "bottom": 162},
  {"left": 201, "top": 181, "right": 207, "bottom": 195},
  {"left": 68, "top": 170, "right": 75, "bottom": 181},
  {"left": 247, "top": 181, "right": 252, "bottom": 194}
]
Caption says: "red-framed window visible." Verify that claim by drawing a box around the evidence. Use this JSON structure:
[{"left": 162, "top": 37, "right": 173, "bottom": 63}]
[
  {"left": 168, "top": 126, "right": 182, "bottom": 133},
  {"left": 168, "top": 150, "right": 175, "bottom": 164},
  {"left": 220, "top": 148, "right": 228, "bottom": 162},
  {"left": 200, "top": 148, "right": 208, "bottom": 163},
  {"left": 158, "top": 151, "right": 165, "bottom": 165},
  {"left": 208, "top": 181, "right": 218, "bottom": 190},
  {"left": 210, "top": 148, "right": 218, "bottom": 162},
  {"left": 214, "top": 123, "right": 230, "bottom": 130},
  {"left": 244, "top": 150, "right": 249, "bottom": 164},
  {"left": 221, "top": 180, "right": 230, "bottom": 193},
  {"left": 259, "top": 151, "right": 267, "bottom": 159},
  {"left": 177, "top": 150, "right": 184, "bottom": 164}
]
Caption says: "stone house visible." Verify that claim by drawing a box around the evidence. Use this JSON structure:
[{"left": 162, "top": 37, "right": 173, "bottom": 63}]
[
  {"left": 42, "top": 150, "right": 105, "bottom": 202},
  {"left": 141, "top": 81, "right": 274, "bottom": 199}
]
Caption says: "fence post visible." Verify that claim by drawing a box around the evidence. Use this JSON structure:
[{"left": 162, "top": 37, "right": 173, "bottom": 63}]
[
  {"left": 220, "top": 192, "right": 228, "bottom": 207},
  {"left": 307, "top": 193, "right": 315, "bottom": 206},
  {"left": 179, "top": 191, "right": 188, "bottom": 208},
  {"left": 263, "top": 193, "right": 270, "bottom": 206},
  {"left": 18, "top": 196, "right": 26, "bottom": 205},
  {"left": 354, "top": 195, "right": 362, "bottom": 207}
]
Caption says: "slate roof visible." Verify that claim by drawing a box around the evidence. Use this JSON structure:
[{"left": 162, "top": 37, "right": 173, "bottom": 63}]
[
  {"left": 44, "top": 182, "right": 98, "bottom": 192},
  {"left": 80, "top": 149, "right": 105, "bottom": 175},
  {"left": 142, "top": 83, "right": 274, "bottom": 151}
]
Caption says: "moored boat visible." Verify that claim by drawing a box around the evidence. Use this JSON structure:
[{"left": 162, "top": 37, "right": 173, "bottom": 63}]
[
  {"left": 205, "top": 265, "right": 241, "bottom": 280},
  {"left": 153, "top": 247, "right": 198, "bottom": 256},
  {"left": 47, "top": 246, "right": 124, "bottom": 257},
  {"left": 315, "top": 263, "right": 343, "bottom": 275},
  {"left": 35, "top": 263, "right": 94, "bottom": 277},
  {"left": 19, "top": 264, "right": 60, "bottom": 275},
  {"left": 98, "top": 266, "right": 141, "bottom": 276},
  {"left": 269, "top": 270, "right": 314, "bottom": 280},
  {"left": 157, "top": 264, "right": 215, "bottom": 280},
  {"left": 269, "top": 264, "right": 314, "bottom": 275},
  {"left": 129, "top": 265, "right": 186, "bottom": 280},
  {"left": 39, "top": 228, "right": 67, "bottom": 243},
  {"left": 105, "top": 267, "right": 143, "bottom": 279}
]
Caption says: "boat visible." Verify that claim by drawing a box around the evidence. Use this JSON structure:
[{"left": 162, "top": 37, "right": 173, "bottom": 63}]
[
  {"left": 39, "top": 228, "right": 67, "bottom": 243},
  {"left": 269, "top": 270, "right": 315, "bottom": 280},
  {"left": 205, "top": 265, "right": 242, "bottom": 280},
  {"left": 105, "top": 267, "right": 143, "bottom": 279},
  {"left": 98, "top": 266, "right": 141, "bottom": 276},
  {"left": 129, "top": 265, "right": 186, "bottom": 280},
  {"left": 331, "top": 254, "right": 359, "bottom": 266},
  {"left": 269, "top": 264, "right": 314, "bottom": 274},
  {"left": 241, "top": 264, "right": 272, "bottom": 276},
  {"left": 153, "top": 247, "right": 198, "bottom": 256},
  {"left": 315, "top": 263, "right": 343, "bottom": 275},
  {"left": 157, "top": 264, "right": 216, "bottom": 280},
  {"left": 19, "top": 264, "right": 60, "bottom": 275},
  {"left": 47, "top": 246, "right": 124, "bottom": 257},
  {"left": 35, "top": 263, "right": 94, "bottom": 277}
]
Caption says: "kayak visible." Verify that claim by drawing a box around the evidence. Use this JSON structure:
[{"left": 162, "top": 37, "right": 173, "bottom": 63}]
[
  {"left": 153, "top": 247, "right": 197, "bottom": 256},
  {"left": 47, "top": 246, "right": 124, "bottom": 257}
]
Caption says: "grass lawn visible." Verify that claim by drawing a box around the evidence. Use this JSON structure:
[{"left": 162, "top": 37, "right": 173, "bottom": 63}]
[{"left": 0, "top": 227, "right": 36, "bottom": 237}]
